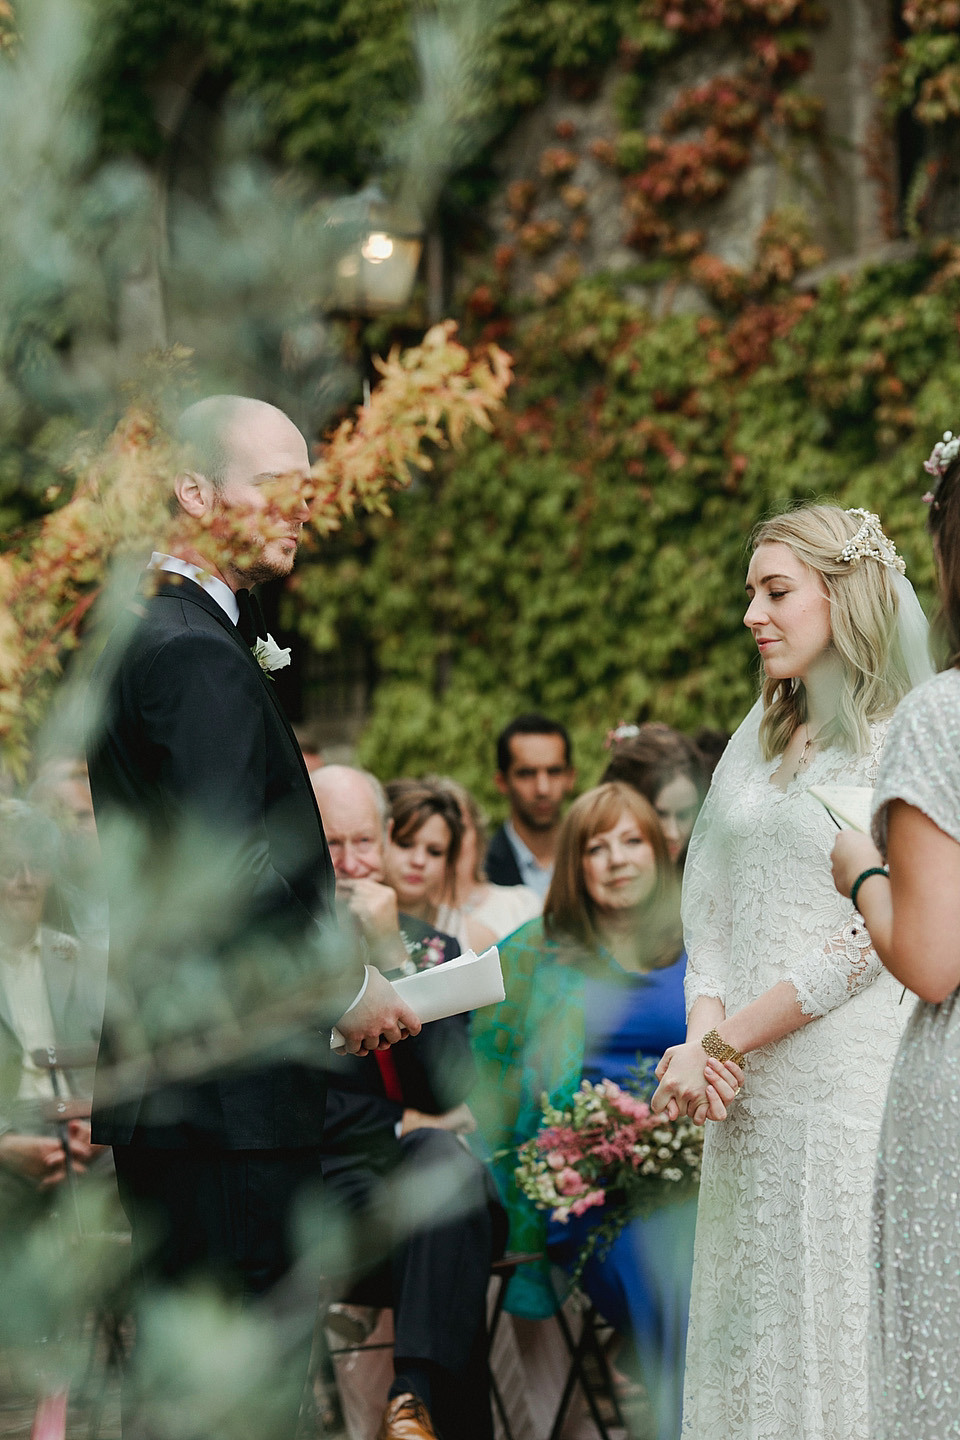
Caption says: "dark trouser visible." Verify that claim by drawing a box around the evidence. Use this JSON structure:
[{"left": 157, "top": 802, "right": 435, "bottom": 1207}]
[
  {"left": 114, "top": 1144, "right": 326, "bottom": 1440},
  {"left": 323, "top": 1127, "right": 506, "bottom": 1440}
]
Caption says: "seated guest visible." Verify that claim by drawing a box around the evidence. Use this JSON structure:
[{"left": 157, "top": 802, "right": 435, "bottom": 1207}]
[
  {"left": 310, "top": 766, "right": 505, "bottom": 1440},
  {"left": 486, "top": 715, "right": 575, "bottom": 896},
  {"left": 381, "top": 779, "right": 466, "bottom": 944},
  {"left": 690, "top": 726, "right": 729, "bottom": 781},
  {"left": 311, "top": 766, "right": 459, "bottom": 975},
  {"left": 28, "top": 756, "right": 109, "bottom": 957},
  {"left": 471, "top": 783, "right": 738, "bottom": 1440},
  {"left": 601, "top": 722, "right": 706, "bottom": 868},
  {"left": 0, "top": 801, "right": 105, "bottom": 1231},
  {"left": 431, "top": 777, "right": 540, "bottom": 953}
]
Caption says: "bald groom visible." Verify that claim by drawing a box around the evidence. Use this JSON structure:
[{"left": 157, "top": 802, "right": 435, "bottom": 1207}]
[{"left": 87, "top": 396, "right": 418, "bottom": 1437}]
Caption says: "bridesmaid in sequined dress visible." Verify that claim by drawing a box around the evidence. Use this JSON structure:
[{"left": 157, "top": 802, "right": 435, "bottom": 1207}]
[{"left": 832, "top": 431, "right": 960, "bottom": 1440}]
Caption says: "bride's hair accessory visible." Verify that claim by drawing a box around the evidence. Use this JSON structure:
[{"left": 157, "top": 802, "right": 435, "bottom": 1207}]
[
  {"left": 922, "top": 430, "right": 960, "bottom": 505},
  {"left": 835, "top": 509, "right": 906, "bottom": 574}
]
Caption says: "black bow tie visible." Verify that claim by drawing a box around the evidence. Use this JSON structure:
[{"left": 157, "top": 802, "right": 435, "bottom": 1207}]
[{"left": 235, "top": 588, "right": 268, "bottom": 648}]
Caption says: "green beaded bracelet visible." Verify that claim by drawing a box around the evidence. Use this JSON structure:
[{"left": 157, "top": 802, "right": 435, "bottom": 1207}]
[{"left": 850, "top": 866, "right": 889, "bottom": 912}]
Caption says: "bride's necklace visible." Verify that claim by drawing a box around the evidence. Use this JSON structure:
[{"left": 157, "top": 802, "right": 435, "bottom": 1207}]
[{"left": 792, "top": 723, "right": 828, "bottom": 782}]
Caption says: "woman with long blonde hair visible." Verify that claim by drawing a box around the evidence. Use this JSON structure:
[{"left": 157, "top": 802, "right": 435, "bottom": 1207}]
[{"left": 652, "top": 503, "right": 932, "bottom": 1440}]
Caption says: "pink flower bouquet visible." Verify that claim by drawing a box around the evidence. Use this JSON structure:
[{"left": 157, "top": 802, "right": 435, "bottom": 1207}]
[{"left": 514, "top": 1077, "right": 703, "bottom": 1275}]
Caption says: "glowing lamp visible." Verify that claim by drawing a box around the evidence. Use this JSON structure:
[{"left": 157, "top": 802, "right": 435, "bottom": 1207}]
[{"left": 325, "top": 187, "right": 423, "bottom": 315}]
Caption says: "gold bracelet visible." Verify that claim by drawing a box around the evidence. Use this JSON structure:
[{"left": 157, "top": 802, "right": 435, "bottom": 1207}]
[{"left": 701, "top": 1028, "right": 746, "bottom": 1068}]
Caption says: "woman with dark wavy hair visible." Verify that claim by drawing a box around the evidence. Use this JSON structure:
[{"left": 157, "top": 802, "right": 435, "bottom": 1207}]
[
  {"left": 601, "top": 723, "right": 706, "bottom": 868},
  {"left": 382, "top": 778, "right": 463, "bottom": 930}
]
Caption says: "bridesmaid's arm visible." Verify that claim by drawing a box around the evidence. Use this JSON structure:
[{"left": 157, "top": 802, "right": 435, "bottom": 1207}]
[
  {"left": 831, "top": 829, "right": 892, "bottom": 959},
  {"left": 841, "top": 801, "right": 960, "bottom": 1004}
]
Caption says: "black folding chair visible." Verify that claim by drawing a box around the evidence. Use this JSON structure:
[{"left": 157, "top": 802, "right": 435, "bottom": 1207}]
[{"left": 488, "top": 1252, "right": 628, "bottom": 1440}]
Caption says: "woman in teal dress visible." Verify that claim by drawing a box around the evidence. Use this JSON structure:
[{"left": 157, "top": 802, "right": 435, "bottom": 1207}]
[{"left": 471, "top": 782, "right": 739, "bottom": 1440}]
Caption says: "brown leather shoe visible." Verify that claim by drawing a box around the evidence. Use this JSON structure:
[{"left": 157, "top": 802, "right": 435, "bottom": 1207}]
[{"left": 376, "top": 1393, "right": 439, "bottom": 1440}]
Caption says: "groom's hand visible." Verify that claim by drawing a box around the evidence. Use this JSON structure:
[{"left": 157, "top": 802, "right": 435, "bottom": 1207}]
[{"left": 335, "top": 965, "right": 421, "bottom": 1056}]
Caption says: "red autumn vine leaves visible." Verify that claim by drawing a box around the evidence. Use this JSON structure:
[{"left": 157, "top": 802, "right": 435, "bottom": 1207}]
[{"left": 0, "top": 324, "right": 511, "bottom": 775}]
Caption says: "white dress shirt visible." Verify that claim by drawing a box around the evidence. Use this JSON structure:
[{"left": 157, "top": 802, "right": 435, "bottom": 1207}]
[{"left": 149, "top": 552, "right": 240, "bottom": 626}]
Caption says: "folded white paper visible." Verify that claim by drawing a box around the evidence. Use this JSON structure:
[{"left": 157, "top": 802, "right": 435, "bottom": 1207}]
[
  {"left": 808, "top": 784, "right": 873, "bottom": 833},
  {"left": 330, "top": 945, "right": 504, "bottom": 1052}
]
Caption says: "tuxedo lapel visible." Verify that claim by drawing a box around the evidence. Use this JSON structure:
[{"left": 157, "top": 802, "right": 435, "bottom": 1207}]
[
  {"left": 255, "top": 669, "right": 321, "bottom": 795},
  {"left": 151, "top": 575, "right": 248, "bottom": 650},
  {"left": 151, "top": 574, "right": 324, "bottom": 822}
]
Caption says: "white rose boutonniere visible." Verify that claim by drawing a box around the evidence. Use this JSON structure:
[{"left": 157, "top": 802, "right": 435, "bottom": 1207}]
[{"left": 253, "top": 633, "right": 292, "bottom": 677}]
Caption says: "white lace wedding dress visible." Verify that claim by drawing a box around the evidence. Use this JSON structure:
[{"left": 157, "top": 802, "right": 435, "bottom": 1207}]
[{"left": 680, "top": 700, "right": 908, "bottom": 1440}]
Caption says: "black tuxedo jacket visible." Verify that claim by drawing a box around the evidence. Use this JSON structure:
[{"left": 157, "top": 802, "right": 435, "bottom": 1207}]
[
  {"left": 87, "top": 574, "right": 350, "bottom": 1150},
  {"left": 484, "top": 825, "right": 524, "bottom": 889}
]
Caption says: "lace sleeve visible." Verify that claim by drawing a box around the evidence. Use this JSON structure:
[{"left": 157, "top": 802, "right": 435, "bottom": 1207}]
[
  {"left": 788, "top": 721, "right": 887, "bottom": 1018},
  {"left": 787, "top": 915, "right": 883, "bottom": 1018},
  {"left": 681, "top": 701, "right": 763, "bottom": 1016}
]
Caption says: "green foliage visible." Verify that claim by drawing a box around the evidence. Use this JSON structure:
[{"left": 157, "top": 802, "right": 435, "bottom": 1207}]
[
  {"left": 885, "top": 3, "right": 960, "bottom": 130},
  {"left": 296, "top": 249, "right": 960, "bottom": 805},
  {"left": 0, "top": 0, "right": 134, "bottom": 536},
  {"left": 26, "top": 0, "right": 960, "bottom": 809},
  {"left": 887, "top": 33, "right": 960, "bottom": 121},
  {"left": 95, "top": 0, "right": 632, "bottom": 191},
  {"left": 96, "top": 0, "right": 417, "bottom": 178}
]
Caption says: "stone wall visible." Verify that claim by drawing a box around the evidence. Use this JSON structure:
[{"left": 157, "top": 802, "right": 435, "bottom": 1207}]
[{"left": 485, "top": 0, "right": 903, "bottom": 310}]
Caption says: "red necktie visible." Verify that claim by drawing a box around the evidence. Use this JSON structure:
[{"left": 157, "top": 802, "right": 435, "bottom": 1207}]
[{"left": 374, "top": 1051, "right": 404, "bottom": 1104}]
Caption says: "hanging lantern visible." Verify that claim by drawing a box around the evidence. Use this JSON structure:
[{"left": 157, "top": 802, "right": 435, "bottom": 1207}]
[{"left": 324, "top": 185, "right": 424, "bottom": 315}]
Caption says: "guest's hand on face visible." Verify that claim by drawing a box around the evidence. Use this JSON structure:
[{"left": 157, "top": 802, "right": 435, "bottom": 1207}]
[
  {"left": 335, "top": 965, "right": 421, "bottom": 1056},
  {"left": 831, "top": 831, "right": 884, "bottom": 900},
  {"left": 337, "top": 877, "right": 400, "bottom": 940}
]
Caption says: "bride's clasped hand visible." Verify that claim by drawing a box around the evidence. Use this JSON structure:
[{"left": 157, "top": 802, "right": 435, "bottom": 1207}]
[{"left": 652, "top": 1045, "right": 744, "bottom": 1124}]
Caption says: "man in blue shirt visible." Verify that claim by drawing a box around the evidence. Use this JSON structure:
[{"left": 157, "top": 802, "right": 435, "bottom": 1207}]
[{"left": 485, "top": 714, "right": 575, "bottom": 899}]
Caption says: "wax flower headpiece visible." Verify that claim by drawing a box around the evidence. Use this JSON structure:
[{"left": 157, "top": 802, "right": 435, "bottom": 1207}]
[
  {"left": 835, "top": 508, "right": 906, "bottom": 574},
  {"left": 922, "top": 430, "right": 960, "bottom": 505},
  {"left": 604, "top": 721, "right": 641, "bottom": 750}
]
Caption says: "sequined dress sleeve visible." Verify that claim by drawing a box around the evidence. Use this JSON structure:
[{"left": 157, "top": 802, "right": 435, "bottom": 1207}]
[
  {"left": 866, "top": 668, "right": 960, "bottom": 1440},
  {"left": 872, "top": 668, "right": 960, "bottom": 852}
]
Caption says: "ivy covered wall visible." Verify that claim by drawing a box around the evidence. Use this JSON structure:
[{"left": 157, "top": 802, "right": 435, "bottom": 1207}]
[
  {"left": 283, "top": 0, "right": 960, "bottom": 796},
  {"left": 5, "top": 0, "right": 960, "bottom": 798},
  {"left": 295, "top": 238, "right": 960, "bottom": 799}
]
